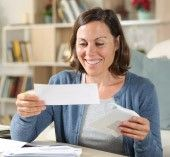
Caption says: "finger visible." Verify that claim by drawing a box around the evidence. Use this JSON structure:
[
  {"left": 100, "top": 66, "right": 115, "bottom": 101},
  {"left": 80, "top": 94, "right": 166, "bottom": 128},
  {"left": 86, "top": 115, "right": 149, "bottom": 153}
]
[
  {"left": 16, "top": 100, "right": 44, "bottom": 108},
  {"left": 120, "top": 131, "right": 145, "bottom": 141},
  {"left": 119, "top": 126, "right": 145, "bottom": 137},
  {"left": 129, "top": 116, "right": 149, "bottom": 125},
  {"left": 17, "top": 91, "right": 39, "bottom": 101},
  {"left": 17, "top": 106, "right": 45, "bottom": 114},
  {"left": 18, "top": 110, "right": 42, "bottom": 118},
  {"left": 129, "top": 117, "right": 150, "bottom": 132},
  {"left": 120, "top": 120, "right": 149, "bottom": 132}
]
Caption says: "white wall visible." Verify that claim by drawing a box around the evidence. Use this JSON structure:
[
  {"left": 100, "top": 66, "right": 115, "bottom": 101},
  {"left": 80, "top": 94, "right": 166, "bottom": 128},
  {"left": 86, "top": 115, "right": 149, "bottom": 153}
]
[{"left": 0, "top": 0, "right": 34, "bottom": 25}]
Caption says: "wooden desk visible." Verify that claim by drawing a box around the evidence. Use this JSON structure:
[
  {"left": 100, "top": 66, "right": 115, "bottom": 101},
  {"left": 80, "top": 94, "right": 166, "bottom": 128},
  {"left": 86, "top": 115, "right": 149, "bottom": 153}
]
[
  {"left": 34, "top": 141, "right": 126, "bottom": 157},
  {"left": 81, "top": 146, "right": 125, "bottom": 157},
  {"left": 0, "top": 142, "right": 126, "bottom": 157}
]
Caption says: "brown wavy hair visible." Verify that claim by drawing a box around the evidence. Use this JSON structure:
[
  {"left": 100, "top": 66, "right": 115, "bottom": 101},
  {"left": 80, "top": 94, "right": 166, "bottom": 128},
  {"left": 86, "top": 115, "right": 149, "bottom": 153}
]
[{"left": 70, "top": 7, "right": 130, "bottom": 76}]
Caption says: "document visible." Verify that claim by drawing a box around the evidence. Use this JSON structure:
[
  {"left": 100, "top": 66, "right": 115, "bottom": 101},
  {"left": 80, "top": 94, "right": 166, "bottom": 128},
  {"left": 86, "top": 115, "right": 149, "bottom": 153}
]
[
  {"left": 91, "top": 104, "right": 139, "bottom": 137},
  {"left": 34, "top": 83, "right": 100, "bottom": 105},
  {"left": 0, "top": 138, "right": 26, "bottom": 153},
  {"left": 3, "top": 145, "right": 82, "bottom": 157}
]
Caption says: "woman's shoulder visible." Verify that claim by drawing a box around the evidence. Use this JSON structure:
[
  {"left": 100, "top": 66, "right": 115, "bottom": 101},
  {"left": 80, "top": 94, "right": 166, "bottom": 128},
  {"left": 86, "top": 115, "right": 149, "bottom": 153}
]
[
  {"left": 49, "top": 70, "right": 82, "bottom": 84},
  {"left": 127, "top": 72, "right": 155, "bottom": 90}
]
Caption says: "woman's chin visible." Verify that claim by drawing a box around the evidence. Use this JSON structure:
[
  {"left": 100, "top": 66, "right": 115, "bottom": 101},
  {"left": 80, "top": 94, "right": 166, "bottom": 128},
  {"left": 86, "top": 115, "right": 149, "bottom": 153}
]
[{"left": 86, "top": 70, "right": 100, "bottom": 76}]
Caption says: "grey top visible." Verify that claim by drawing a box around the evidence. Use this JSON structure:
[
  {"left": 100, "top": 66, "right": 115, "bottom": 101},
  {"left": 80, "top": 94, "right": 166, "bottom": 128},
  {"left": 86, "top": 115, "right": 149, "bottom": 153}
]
[
  {"left": 79, "top": 74, "right": 123, "bottom": 154},
  {"left": 79, "top": 99, "right": 123, "bottom": 154}
]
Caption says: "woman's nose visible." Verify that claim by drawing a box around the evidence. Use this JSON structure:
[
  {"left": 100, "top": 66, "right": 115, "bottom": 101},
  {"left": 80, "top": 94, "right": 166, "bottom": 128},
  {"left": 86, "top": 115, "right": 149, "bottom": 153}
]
[{"left": 86, "top": 44, "right": 96, "bottom": 56}]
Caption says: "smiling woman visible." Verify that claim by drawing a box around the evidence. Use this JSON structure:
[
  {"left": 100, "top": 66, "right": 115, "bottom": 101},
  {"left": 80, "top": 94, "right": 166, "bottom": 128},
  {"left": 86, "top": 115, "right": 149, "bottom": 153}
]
[
  {"left": 75, "top": 21, "right": 118, "bottom": 77},
  {"left": 70, "top": 8, "right": 130, "bottom": 76},
  {"left": 11, "top": 7, "right": 162, "bottom": 157}
]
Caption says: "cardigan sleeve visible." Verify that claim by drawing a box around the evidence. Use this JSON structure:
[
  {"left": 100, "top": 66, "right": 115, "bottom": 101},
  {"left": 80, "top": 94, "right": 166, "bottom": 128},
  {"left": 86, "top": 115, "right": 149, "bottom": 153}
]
[
  {"left": 134, "top": 82, "right": 163, "bottom": 157},
  {"left": 10, "top": 105, "right": 54, "bottom": 142}
]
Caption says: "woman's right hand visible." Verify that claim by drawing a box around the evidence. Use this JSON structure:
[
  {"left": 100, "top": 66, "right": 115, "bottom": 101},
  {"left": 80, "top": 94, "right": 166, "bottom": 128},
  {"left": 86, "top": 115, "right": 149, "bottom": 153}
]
[{"left": 16, "top": 90, "right": 46, "bottom": 117}]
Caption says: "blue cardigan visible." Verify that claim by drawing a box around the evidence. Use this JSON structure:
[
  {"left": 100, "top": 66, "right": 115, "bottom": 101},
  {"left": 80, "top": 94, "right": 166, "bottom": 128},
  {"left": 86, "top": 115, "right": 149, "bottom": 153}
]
[{"left": 11, "top": 70, "right": 163, "bottom": 157}]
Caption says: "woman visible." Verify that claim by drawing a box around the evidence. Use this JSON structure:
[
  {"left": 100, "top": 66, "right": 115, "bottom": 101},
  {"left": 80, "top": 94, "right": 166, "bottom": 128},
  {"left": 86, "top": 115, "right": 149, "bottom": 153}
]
[{"left": 11, "top": 7, "right": 163, "bottom": 156}]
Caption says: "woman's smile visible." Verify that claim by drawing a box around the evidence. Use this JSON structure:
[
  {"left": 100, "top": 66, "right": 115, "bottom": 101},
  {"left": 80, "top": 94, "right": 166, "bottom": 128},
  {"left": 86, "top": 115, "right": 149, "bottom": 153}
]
[{"left": 85, "top": 59, "right": 102, "bottom": 65}]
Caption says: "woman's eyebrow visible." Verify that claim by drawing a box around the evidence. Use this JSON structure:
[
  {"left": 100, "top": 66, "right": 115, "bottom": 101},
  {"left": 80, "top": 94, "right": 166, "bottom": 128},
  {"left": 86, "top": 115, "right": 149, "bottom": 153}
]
[
  {"left": 77, "top": 38, "right": 86, "bottom": 41},
  {"left": 95, "top": 36, "right": 107, "bottom": 40},
  {"left": 77, "top": 36, "right": 108, "bottom": 41}
]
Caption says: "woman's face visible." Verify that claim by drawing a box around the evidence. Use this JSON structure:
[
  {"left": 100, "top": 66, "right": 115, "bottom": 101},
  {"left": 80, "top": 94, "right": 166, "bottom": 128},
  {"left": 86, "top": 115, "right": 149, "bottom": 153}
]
[{"left": 76, "top": 21, "right": 119, "bottom": 76}]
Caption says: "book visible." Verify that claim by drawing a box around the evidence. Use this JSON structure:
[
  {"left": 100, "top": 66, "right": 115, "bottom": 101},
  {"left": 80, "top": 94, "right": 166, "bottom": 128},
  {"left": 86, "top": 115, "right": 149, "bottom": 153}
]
[
  {"left": 25, "top": 77, "right": 33, "bottom": 91},
  {"left": 25, "top": 41, "right": 33, "bottom": 62},
  {"left": 12, "top": 40, "right": 23, "bottom": 62},
  {"left": 6, "top": 42, "right": 14, "bottom": 62},
  {"left": 15, "top": 77, "right": 24, "bottom": 96},
  {"left": 1, "top": 78, "right": 9, "bottom": 97},
  {"left": 68, "top": 0, "right": 81, "bottom": 18},
  {"left": 57, "top": 7, "right": 68, "bottom": 23},
  {"left": 20, "top": 41, "right": 29, "bottom": 62},
  {"left": 77, "top": 0, "right": 88, "bottom": 12},
  {"left": 60, "top": 0, "right": 75, "bottom": 23},
  {"left": 8, "top": 77, "right": 19, "bottom": 98}
]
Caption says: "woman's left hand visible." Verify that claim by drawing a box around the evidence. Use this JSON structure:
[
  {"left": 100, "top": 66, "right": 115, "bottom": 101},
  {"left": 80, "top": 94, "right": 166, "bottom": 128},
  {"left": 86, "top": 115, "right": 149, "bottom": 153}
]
[{"left": 118, "top": 116, "right": 150, "bottom": 141}]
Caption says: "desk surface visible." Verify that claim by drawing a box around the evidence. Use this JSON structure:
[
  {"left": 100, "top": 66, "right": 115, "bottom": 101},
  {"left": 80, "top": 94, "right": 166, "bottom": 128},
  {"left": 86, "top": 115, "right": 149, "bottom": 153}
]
[
  {"left": 0, "top": 142, "right": 126, "bottom": 157},
  {"left": 81, "top": 146, "right": 125, "bottom": 157},
  {"left": 37, "top": 141, "right": 126, "bottom": 157}
]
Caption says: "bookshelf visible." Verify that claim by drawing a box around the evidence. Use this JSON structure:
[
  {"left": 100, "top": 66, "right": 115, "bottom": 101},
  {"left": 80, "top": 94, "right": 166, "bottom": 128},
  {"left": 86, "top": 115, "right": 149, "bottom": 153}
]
[
  {"left": 0, "top": 0, "right": 170, "bottom": 123},
  {"left": 0, "top": 23, "right": 72, "bottom": 118}
]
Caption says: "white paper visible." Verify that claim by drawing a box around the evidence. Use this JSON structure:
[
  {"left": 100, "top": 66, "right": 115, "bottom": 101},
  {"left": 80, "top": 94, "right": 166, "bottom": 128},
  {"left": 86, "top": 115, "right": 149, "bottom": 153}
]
[
  {"left": 91, "top": 104, "right": 139, "bottom": 137},
  {"left": 3, "top": 146, "right": 82, "bottom": 157},
  {"left": 34, "top": 83, "right": 100, "bottom": 105},
  {"left": 0, "top": 138, "right": 26, "bottom": 153}
]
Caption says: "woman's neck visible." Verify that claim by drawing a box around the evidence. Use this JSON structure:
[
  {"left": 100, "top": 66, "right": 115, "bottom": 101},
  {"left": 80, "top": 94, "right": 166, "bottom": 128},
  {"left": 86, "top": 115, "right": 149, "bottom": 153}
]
[{"left": 85, "top": 72, "right": 123, "bottom": 87}]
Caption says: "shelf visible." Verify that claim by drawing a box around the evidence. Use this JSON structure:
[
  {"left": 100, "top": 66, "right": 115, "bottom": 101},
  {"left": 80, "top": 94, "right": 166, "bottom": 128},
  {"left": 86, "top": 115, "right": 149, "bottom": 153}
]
[
  {"left": 0, "top": 98, "right": 16, "bottom": 104},
  {"left": 3, "top": 62, "right": 70, "bottom": 67},
  {"left": 2, "top": 62, "right": 30, "bottom": 67},
  {"left": 121, "top": 19, "right": 161, "bottom": 26},
  {"left": 4, "top": 23, "right": 74, "bottom": 30},
  {"left": 29, "top": 61, "right": 70, "bottom": 67},
  {"left": 4, "top": 19, "right": 169, "bottom": 31}
]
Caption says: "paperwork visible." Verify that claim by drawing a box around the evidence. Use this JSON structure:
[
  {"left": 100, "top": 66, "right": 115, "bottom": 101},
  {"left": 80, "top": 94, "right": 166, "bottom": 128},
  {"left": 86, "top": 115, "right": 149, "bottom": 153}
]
[
  {"left": 1, "top": 138, "right": 81, "bottom": 157},
  {"left": 0, "top": 138, "right": 26, "bottom": 153},
  {"left": 34, "top": 83, "right": 100, "bottom": 105},
  {"left": 3, "top": 145, "right": 82, "bottom": 157},
  {"left": 91, "top": 104, "right": 139, "bottom": 137}
]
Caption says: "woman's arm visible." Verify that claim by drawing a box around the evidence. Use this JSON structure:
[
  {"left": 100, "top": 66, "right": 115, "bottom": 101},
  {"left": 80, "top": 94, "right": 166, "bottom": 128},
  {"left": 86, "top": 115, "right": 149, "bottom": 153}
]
[
  {"left": 11, "top": 105, "right": 53, "bottom": 142},
  {"left": 119, "top": 82, "right": 163, "bottom": 156}
]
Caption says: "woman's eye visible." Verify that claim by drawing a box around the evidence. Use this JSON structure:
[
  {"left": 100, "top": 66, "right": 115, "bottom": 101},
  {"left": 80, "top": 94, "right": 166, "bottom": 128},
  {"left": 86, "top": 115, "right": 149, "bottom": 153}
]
[
  {"left": 79, "top": 43, "right": 87, "bottom": 47},
  {"left": 96, "top": 43, "right": 104, "bottom": 46}
]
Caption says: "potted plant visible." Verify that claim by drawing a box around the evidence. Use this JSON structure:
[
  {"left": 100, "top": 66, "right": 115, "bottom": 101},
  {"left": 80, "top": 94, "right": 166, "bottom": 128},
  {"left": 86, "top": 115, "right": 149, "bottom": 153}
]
[
  {"left": 131, "top": 0, "right": 152, "bottom": 20},
  {"left": 43, "top": 0, "right": 52, "bottom": 23}
]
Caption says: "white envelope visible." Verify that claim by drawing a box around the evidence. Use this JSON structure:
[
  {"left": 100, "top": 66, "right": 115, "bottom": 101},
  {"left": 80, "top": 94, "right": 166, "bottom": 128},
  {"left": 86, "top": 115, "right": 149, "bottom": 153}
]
[
  {"left": 90, "top": 104, "right": 139, "bottom": 137},
  {"left": 34, "top": 83, "right": 100, "bottom": 105}
]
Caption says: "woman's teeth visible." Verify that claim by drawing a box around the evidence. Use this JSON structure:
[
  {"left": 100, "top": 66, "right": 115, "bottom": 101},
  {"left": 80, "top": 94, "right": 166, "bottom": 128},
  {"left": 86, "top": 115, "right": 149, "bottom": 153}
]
[{"left": 86, "top": 60, "right": 101, "bottom": 65}]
